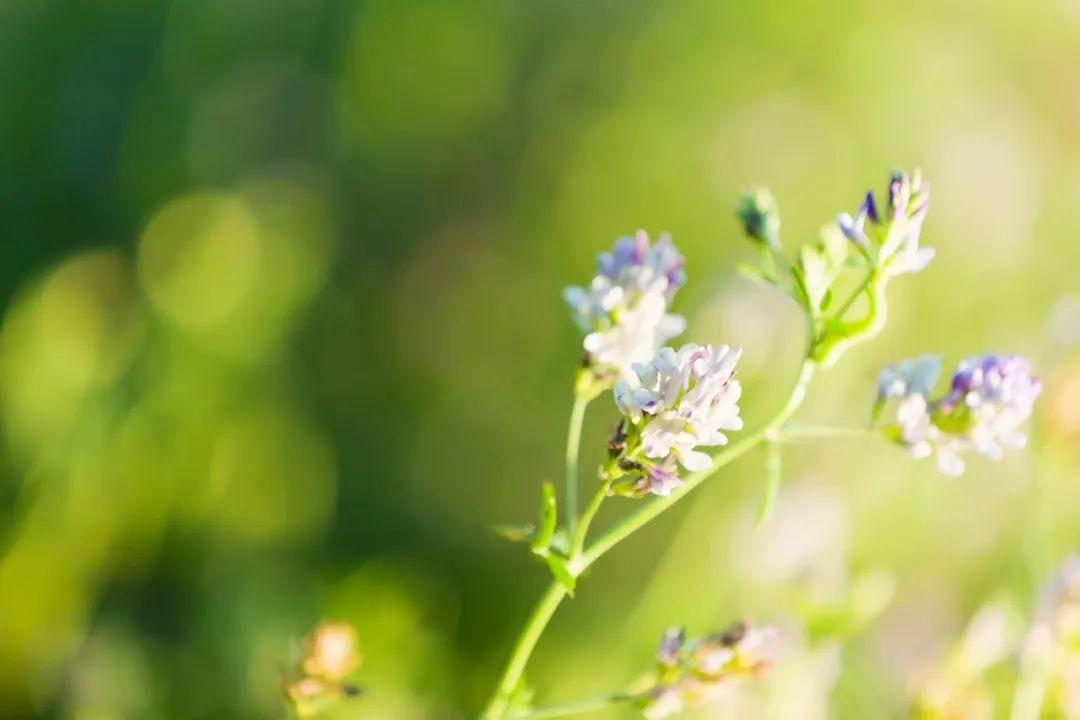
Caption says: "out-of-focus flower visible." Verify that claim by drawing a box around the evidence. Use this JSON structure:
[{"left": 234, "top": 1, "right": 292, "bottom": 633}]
[
  {"left": 564, "top": 232, "right": 687, "bottom": 380},
  {"left": 284, "top": 623, "right": 362, "bottom": 718},
  {"left": 838, "top": 170, "right": 933, "bottom": 276},
  {"left": 875, "top": 354, "right": 1041, "bottom": 476},
  {"left": 302, "top": 623, "right": 360, "bottom": 681},
  {"left": 735, "top": 189, "right": 781, "bottom": 250},
  {"left": 1011, "top": 557, "right": 1080, "bottom": 720},
  {"left": 910, "top": 600, "right": 1021, "bottom": 720},
  {"left": 1044, "top": 357, "right": 1080, "bottom": 441},
  {"left": 608, "top": 344, "right": 743, "bottom": 496},
  {"left": 636, "top": 621, "right": 779, "bottom": 719}
]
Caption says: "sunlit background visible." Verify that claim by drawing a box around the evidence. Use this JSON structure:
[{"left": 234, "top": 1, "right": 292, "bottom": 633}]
[{"left": 2, "top": 0, "right": 1080, "bottom": 717}]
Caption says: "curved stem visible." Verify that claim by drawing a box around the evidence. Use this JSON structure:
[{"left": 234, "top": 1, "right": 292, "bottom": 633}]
[
  {"left": 510, "top": 691, "right": 643, "bottom": 720},
  {"left": 479, "top": 360, "right": 817, "bottom": 719},
  {"left": 564, "top": 395, "right": 589, "bottom": 538}
]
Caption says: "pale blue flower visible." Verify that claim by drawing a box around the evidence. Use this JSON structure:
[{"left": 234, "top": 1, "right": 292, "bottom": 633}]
[
  {"left": 876, "top": 353, "right": 1041, "bottom": 476},
  {"left": 564, "top": 231, "right": 687, "bottom": 378}
]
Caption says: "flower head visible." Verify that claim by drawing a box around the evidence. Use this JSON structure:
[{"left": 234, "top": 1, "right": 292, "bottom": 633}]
[
  {"left": 609, "top": 344, "right": 743, "bottom": 496},
  {"left": 837, "top": 169, "right": 933, "bottom": 276},
  {"left": 564, "top": 232, "right": 687, "bottom": 379},
  {"left": 876, "top": 353, "right": 1041, "bottom": 476},
  {"left": 637, "top": 621, "right": 778, "bottom": 719}
]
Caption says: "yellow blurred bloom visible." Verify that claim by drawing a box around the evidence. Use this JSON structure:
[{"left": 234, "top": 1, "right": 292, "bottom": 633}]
[{"left": 302, "top": 623, "right": 360, "bottom": 681}]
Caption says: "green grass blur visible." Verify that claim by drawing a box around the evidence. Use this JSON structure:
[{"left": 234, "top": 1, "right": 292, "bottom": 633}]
[{"left": 1, "top": 0, "right": 1079, "bottom": 717}]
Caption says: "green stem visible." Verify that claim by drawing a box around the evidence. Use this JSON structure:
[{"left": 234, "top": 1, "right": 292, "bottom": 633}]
[
  {"left": 570, "top": 483, "right": 608, "bottom": 561},
  {"left": 828, "top": 274, "right": 872, "bottom": 322},
  {"left": 756, "top": 439, "right": 782, "bottom": 526},
  {"left": 564, "top": 395, "right": 589, "bottom": 538},
  {"left": 482, "top": 583, "right": 570, "bottom": 720},
  {"left": 510, "top": 692, "right": 643, "bottom": 720},
  {"left": 479, "top": 360, "right": 817, "bottom": 719}
]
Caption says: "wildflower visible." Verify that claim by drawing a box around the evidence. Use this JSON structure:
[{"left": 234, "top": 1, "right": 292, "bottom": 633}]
[
  {"left": 564, "top": 231, "right": 687, "bottom": 380},
  {"left": 1014, "top": 557, "right": 1080, "bottom": 720},
  {"left": 284, "top": 623, "right": 362, "bottom": 718},
  {"left": 609, "top": 344, "right": 743, "bottom": 496},
  {"left": 837, "top": 170, "right": 933, "bottom": 276},
  {"left": 637, "top": 621, "right": 779, "bottom": 719},
  {"left": 911, "top": 601, "right": 1021, "bottom": 720},
  {"left": 875, "top": 353, "right": 1041, "bottom": 476}
]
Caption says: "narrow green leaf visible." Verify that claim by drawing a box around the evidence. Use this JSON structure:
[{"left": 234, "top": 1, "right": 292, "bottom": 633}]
[
  {"left": 821, "top": 286, "right": 835, "bottom": 312},
  {"left": 530, "top": 482, "right": 557, "bottom": 554},
  {"left": 756, "top": 441, "right": 782, "bottom": 527}
]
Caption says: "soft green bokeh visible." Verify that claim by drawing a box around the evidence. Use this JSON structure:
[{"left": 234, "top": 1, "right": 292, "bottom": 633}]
[{"left": 1, "top": 0, "right": 1078, "bottom": 717}]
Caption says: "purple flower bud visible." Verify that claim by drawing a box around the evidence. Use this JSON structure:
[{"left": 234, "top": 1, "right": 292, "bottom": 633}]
[
  {"left": 656, "top": 627, "right": 685, "bottom": 666},
  {"left": 862, "top": 191, "right": 879, "bottom": 223},
  {"left": 644, "top": 463, "right": 683, "bottom": 497}
]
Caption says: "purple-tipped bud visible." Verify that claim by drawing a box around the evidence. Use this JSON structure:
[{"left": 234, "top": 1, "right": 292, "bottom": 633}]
[
  {"left": 657, "top": 627, "right": 685, "bottom": 667},
  {"left": 862, "top": 191, "right": 879, "bottom": 223}
]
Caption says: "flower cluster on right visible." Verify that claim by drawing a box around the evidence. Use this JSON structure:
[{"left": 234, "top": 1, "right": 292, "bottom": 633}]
[{"left": 875, "top": 353, "right": 1042, "bottom": 476}]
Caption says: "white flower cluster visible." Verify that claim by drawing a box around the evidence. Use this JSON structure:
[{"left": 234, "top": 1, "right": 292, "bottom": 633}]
[
  {"left": 640, "top": 622, "right": 779, "bottom": 719},
  {"left": 564, "top": 231, "right": 687, "bottom": 379},
  {"left": 612, "top": 344, "right": 743, "bottom": 494},
  {"left": 877, "top": 354, "right": 1041, "bottom": 476}
]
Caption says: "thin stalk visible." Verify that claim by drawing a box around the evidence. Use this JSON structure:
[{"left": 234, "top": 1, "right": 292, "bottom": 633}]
[
  {"left": 480, "top": 360, "right": 817, "bottom": 719},
  {"left": 570, "top": 483, "right": 608, "bottom": 561},
  {"left": 482, "top": 583, "right": 569, "bottom": 720},
  {"left": 756, "top": 439, "right": 782, "bottom": 526},
  {"left": 564, "top": 395, "right": 589, "bottom": 538},
  {"left": 829, "top": 273, "right": 872, "bottom": 322},
  {"left": 510, "top": 691, "right": 643, "bottom": 720}
]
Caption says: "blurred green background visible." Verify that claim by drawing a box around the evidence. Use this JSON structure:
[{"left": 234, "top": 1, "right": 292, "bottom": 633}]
[{"left": 2, "top": 0, "right": 1080, "bottom": 717}]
